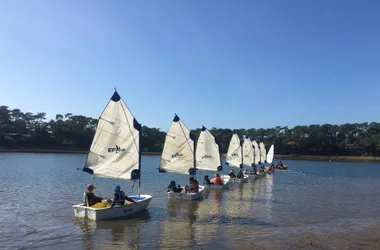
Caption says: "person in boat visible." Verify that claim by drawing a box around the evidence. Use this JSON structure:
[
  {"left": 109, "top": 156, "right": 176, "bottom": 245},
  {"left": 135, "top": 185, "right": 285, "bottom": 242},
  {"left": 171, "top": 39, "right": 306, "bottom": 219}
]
[
  {"left": 259, "top": 166, "right": 264, "bottom": 173},
  {"left": 228, "top": 169, "right": 236, "bottom": 178},
  {"left": 251, "top": 166, "right": 258, "bottom": 175},
  {"left": 185, "top": 177, "right": 199, "bottom": 193},
  {"left": 237, "top": 169, "right": 244, "bottom": 179},
  {"left": 167, "top": 180, "right": 182, "bottom": 193},
  {"left": 84, "top": 184, "right": 103, "bottom": 207},
  {"left": 204, "top": 175, "right": 213, "bottom": 185},
  {"left": 110, "top": 185, "right": 136, "bottom": 207},
  {"left": 212, "top": 173, "right": 223, "bottom": 185}
]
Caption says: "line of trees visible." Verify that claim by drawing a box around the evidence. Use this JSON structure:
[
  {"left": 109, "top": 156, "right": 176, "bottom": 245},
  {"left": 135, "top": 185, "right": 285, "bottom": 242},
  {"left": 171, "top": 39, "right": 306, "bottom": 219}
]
[{"left": 0, "top": 105, "right": 379, "bottom": 156}]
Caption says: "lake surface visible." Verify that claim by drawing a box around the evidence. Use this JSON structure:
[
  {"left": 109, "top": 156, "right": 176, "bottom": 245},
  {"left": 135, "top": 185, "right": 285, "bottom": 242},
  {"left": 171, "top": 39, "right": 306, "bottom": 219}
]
[{"left": 1, "top": 153, "right": 380, "bottom": 249}]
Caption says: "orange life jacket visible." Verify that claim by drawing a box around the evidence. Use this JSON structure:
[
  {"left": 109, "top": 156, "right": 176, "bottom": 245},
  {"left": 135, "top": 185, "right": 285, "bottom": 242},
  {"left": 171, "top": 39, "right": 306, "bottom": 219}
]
[
  {"left": 190, "top": 182, "right": 199, "bottom": 193},
  {"left": 214, "top": 176, "right": 223, "bottom": 185}
]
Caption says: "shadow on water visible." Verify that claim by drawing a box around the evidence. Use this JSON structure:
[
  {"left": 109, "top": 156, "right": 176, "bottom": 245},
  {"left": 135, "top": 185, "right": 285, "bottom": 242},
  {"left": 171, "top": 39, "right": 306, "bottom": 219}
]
[{"left": 72, "top": 209, "right": 151, "bottom": 249}]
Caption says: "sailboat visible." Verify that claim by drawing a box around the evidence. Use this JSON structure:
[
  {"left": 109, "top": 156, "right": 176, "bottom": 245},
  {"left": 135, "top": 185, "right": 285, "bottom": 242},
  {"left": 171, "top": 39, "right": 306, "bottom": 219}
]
[
  {"left": 250, "top": 140, "right": 261, "bottom": 178},
  {"left": 226, "top": 134, "right": 248, "bottom": 182},
  {"left": 258, "top": 142, "right": 267, "bottom": 177},
  {"left": 159, "top": 114, "right": 205, "bottom": 200},
  {"left": 242, "top": 136, "right": 255, "bottom": 176},
  {"left": 73, "top": 90, "right": 153, "bottom": 221},
  {"left": 196, "top": 126, "right": 230, "bottom": 189}
]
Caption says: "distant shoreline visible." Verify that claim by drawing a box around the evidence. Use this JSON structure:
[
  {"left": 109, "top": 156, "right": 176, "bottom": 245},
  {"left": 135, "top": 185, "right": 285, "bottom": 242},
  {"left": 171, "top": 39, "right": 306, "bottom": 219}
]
[{"left": 0, "top": 148, "right": 379, "bottom": 162}]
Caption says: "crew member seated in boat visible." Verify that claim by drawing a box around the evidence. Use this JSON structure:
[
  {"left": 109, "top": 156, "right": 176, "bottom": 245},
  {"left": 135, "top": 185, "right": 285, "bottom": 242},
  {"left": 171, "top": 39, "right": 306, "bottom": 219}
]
[
  {"left": 84, "top": 184, "right": 103, "bottom": 207},
  {"left": 212, "top": 173, "right": 223, "bottom": 185},
  {"left": 111, "top": 185, "right": 136, "bottom": 207},
  {"left": 270, "top": 164, "right": 275, "bottom": 171},
  {"left": 259, "top": 166, "right": 265, "bottom": 173},
  {"left": 167, "top": 180, "right": 182, "bottom": 193},
  {"left": 228, "top": 169, "right": 236, "bottom": 178},
  {"left": 185, "top": 177, "right": 199, "bottom": 193},
  {"left": 237, "top": 169, "right": 244, "bottom": 179},
  {"left": 251, "top": 166, "right": 258, "bottom": 175},
  {"left": 204, "top": 175, "right": 213, "bottom": 185}
]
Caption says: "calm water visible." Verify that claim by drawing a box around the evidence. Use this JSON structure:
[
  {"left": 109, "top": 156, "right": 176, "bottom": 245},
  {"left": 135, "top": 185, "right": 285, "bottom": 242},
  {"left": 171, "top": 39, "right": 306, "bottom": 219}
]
[{"left": 1, "top": 153, "right": 380, "bottom": 249}]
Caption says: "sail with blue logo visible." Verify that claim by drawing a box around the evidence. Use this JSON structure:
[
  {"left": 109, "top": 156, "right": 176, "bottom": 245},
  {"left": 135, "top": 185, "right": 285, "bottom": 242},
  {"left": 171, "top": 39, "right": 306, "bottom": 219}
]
[
  {"left": 195, "top": 126, "right": 221, "bottom": 171},
  {"left": 226, "top": 133, "right": 242, "bottom": 168},
  {"left": 242, "top": 137, "right": 254, "bottom": 167},
  {"left": 259, "top": 142, "right": 267, "bottom": 164},
  {"left": 266, "top": 144, "right": 274, "bottom": 164},
  {"left": 83, "top": 90, "right": 141, "bottom": 180},
  {"left": 252, "top": 140, "right": 260, "bottom": 165},
  {"left": 159, "top": 115, "right": 195, "bottom": 175}
]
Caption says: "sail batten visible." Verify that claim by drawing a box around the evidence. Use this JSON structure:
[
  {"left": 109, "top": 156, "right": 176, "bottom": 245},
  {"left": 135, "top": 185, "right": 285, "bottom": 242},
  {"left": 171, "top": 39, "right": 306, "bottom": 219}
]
[
  {"left": 226, "top": 134, "right": 242, "bottom": 167},
  {"left": 196, "top": 127, "right": 221, "bottom": 171},
  {"left": 84, "top": 91, "right": 140, "bottom": 180},
  {"left": 160, "top": 115, "right": 195, "bottom": 175}
]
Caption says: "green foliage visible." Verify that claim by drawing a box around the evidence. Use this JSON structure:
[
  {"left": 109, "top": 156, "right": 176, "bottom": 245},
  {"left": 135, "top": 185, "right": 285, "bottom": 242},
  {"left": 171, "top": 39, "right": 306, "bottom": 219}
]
[{"left": 0, "top": 104, "right": 379, "bottom": 156}]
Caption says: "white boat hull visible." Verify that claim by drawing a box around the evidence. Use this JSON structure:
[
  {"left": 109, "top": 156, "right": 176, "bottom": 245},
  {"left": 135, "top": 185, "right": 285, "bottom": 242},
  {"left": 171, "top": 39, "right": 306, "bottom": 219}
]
[
  {"left": 247, "top": 174, "right": 259, "bottom": 180},
  {"left": 204, "top": 176, "right": 230, "bottom": 189},
  {"left": 73, "top": 194, "right": 153, "bottom": 221},
  {"left": 168, "top": 185, "right": 205, "bottom": 200},
  {"left": 258, "top": 172, "right": 266, "bottom": 178},
  {"left": 230, "top": 175, "right": 249, "bottom": 183}
]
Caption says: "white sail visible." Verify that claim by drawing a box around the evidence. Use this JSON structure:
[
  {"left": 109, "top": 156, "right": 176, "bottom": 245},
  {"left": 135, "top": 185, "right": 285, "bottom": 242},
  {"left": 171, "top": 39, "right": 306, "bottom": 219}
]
[
  {"left": 259, "top": 142, "right": 267, "bottom": 164},
  {"left": 266, "top": 144, "right": 274, "bottom": 164},
  {"left": 252, "top": 140, "right": 260, "bottom": 165},
  {"left": 242, "top": 137, "right": 254, "bottom": 167},
  {"left": 196, "top": 126, "right": 221, "bottom": 171},
  {"left": 226, "top": 134, "right": 242, "bottom": 167},
  {"left": 160, "top": 115, "right": 195, "bottom": 175},
  {"left": 84, "top": 91, "right": 140, "bottom": 180}
]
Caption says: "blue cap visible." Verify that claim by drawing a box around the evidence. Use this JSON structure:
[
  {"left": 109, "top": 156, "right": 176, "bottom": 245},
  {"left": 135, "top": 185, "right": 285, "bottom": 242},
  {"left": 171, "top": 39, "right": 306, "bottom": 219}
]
[{"left": 114, "top": 185, "right": 120, "bottom": 192}]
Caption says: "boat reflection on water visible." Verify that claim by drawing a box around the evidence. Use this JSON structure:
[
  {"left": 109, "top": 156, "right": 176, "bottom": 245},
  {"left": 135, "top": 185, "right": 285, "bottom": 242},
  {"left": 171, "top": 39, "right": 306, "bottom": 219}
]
[
  {"left": 158, "top": 199, "right": 200, "bottom": 249},
  {"left": 253, "top": 174, "right": 274, "bottom": 222},
  {"left": 194, "top": 190, "right": 224, "bottom": 243},
  {"left": 73, "top": 210, "right": 150, "bottom": 249}
]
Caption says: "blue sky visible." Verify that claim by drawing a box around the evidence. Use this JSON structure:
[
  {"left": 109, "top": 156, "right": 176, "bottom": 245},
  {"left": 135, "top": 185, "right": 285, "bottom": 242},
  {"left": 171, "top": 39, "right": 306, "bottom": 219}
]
[{"left": 1, "top": 1, "right": 379, "bottom": 130}]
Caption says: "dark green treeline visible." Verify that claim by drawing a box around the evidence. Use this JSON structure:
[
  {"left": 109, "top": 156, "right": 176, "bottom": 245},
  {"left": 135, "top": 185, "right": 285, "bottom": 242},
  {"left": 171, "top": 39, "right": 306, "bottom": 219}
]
[{"left": 0, "top": 105, "right": 379, "bottom": 156}]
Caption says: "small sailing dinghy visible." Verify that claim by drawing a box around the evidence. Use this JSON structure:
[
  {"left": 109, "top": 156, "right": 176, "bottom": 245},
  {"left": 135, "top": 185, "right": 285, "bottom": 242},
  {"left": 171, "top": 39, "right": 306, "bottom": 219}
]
[
  {"left": 242, "top": 136, "right": 256, "bottom": 179},
  {"left": 226, "top": 134, "right": 248, "bottom": 183},
  {"left": 159, "top": 115, "right": 205, "bottom": 200},
  {"left": 247, "top": 140, "right": 261, "bottom": 179},
  {"left": 196, "top": 126, "right": 230, "bottom": 189},
  {"left": 258, "top": 142, "right": 267, "bottom": 177},
  {"left": 73, "top": 90, "right": 153, "bottom": 220}
]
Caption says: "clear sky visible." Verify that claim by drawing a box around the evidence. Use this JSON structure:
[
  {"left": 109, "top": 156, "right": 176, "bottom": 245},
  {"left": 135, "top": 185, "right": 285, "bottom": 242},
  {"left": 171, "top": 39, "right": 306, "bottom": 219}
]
[{"left": 1, "top": 0, "right": 379, "bottom": 130}]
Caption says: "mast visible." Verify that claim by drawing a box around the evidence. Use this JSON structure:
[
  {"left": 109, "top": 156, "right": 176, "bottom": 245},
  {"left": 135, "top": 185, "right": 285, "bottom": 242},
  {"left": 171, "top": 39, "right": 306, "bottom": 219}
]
[
  {"left": 240, "top": 136, "right": 243, "bottom": 170},
  {"left": 138, "top": 127, "right": 141, "bottom": 197},
  {"left": 193, "top": 134, "right": 196, "bottom": 179}
]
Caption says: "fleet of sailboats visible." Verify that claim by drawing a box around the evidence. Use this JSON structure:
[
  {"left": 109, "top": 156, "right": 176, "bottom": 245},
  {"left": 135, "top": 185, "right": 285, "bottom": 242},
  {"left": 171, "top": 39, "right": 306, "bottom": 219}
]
[{"left": 73, "top": 89, "right": 281, "bottom": 220}]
